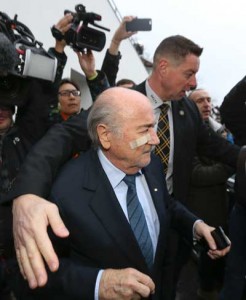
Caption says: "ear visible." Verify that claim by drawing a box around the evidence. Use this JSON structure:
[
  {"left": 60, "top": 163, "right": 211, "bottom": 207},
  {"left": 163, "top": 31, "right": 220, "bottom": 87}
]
[
  {"left": 97, "top": 124, "right": 111, "bottom": 150},
  {"left": 158, "top": 58, "right": 168, "bottom": 77}
]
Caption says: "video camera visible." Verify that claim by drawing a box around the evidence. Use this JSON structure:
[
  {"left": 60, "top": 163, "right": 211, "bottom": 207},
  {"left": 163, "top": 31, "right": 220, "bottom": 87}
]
[
  {"left": 0, "top": 11, "right": 57, "bottom": 82},
  {"left": 52, "top": 4, "right": 110, "bottom": 52}
]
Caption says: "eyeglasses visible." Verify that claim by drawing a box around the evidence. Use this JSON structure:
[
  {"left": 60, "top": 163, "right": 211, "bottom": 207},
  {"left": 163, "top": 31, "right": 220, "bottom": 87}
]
[{"left": 58, "top": 90, "right": 81, "bottom": 97}]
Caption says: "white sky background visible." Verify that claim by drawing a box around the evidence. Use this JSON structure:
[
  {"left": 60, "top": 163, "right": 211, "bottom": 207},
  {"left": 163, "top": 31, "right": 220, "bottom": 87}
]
[{"left": 114, "top": 0, "right": 246, "bottom": 105}]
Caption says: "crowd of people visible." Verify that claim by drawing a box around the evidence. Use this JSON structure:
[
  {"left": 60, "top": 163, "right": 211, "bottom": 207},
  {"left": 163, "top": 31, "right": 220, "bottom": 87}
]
[{"left": 0, "top": 6, "right": 246, "bottom": 300}]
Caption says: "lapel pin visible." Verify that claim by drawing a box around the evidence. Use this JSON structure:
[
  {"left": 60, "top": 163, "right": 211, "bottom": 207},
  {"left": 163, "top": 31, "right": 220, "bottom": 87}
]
[
  {"left": 154, "top": 188, "right": 158, "bottom": 192},
  {"left": 179, "top": 110, "right": 185, "bottom": 116}
]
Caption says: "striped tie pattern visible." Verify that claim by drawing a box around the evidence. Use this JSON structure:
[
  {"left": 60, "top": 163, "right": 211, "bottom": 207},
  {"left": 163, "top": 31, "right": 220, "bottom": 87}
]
[
  {"left": 123, "top": 174, "right": 153, "bottom": 269},
  {"left": 154, "top": 104, "right": 170, "bottom": 174}
]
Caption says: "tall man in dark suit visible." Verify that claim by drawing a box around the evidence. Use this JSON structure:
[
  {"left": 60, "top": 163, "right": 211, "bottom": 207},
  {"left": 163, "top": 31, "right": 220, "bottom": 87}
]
[
  {"left": 8, "top": 35, "right": 239, "bottom": 291},
  {"left": 9, "top": 87, "right": 230, "bottom": 299}
]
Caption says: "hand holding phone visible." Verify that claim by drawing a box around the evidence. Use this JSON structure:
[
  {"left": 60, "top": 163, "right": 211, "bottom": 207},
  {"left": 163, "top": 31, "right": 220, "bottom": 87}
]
[
  {"left": 125, "top": 18, "right": 152, "bottom": 32},
  {"left": 200, "top": 226, "right": 230, "bottom": 251}
]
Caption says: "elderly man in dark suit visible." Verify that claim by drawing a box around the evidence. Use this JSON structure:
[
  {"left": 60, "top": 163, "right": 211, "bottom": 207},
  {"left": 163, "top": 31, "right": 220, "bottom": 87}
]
[
  {"left": 8, "top": 35, "right": 239, "bottom": 293},
  {"left": 9, "top": 87, "right": 229, "bottom": 299}
]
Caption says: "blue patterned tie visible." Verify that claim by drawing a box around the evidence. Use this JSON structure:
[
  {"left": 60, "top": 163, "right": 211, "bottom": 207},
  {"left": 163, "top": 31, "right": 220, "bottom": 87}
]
[{"left": 123, "top": 174, "right": 153, "bottom": 269}]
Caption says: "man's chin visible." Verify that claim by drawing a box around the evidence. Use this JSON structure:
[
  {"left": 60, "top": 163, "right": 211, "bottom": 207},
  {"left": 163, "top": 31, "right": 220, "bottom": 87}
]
[
  {"left": 139, "top": 156, "right": 151, "bottom": 168},
  {"left": 175, "top": 92, "right": 185, "bottom": 100}
]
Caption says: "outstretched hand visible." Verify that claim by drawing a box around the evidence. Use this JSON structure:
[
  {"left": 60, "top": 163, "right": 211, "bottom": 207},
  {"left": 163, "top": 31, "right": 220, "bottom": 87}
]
[{"left": 12, "top": 194, "right": 69, "bottom": 288}]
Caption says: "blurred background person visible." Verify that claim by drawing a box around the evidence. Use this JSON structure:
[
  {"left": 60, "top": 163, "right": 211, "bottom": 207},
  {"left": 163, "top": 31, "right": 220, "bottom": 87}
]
[
  {"left": 220, "top": 76, "right": 246, "bottom": 146},
  {"left": 116, "top": 78, "right": 136, "bottom": 88},
  {"left": 176, "top": 88, "right": 234, "bottom": 300}
]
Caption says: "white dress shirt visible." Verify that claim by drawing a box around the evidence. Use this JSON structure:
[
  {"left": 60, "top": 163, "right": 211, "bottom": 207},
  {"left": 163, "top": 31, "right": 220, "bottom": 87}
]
[
  {"left": 94, "top": 149, "right": 160, "bottom": 299},
  {"left": 145, "top": 80, "right": 174, "bottom": 194}
]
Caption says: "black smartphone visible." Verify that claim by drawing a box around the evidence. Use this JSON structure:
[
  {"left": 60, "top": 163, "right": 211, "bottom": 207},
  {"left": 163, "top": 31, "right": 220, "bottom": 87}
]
[
  {"left": 211, "top": 226, "right": 230, "bottom": 250},
  {"left": 199, "top": 226, "right": 230, "bottom": 251},
  {"left": 125, "top": 18, "right": 152, "bottom": 32}
]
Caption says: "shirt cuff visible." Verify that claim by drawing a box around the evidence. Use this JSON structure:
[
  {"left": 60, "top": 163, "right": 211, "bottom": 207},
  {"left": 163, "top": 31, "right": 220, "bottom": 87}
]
[
  {"left": 193, "top": 219, "right": 204, "bottom": 241},
  {"left": 94, "top": 269, "right": 104, "bottom": 300}
]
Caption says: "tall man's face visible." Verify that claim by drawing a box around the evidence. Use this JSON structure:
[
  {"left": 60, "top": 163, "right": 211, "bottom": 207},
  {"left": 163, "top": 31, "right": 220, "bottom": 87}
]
[{"left": 159, "top": 54, "right": 200, "bottom": 100}]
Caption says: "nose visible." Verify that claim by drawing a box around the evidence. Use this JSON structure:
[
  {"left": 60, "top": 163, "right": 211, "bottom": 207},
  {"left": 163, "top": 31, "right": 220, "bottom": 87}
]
[
  {"left": 148, "top": 128, "right": 160, "bottom": 145},
  {"left": 189, "top": 74, "right": 197, "bottom": 89}
]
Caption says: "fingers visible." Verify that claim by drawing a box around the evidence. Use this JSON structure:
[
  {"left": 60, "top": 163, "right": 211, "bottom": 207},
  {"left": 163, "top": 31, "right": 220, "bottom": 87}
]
[
  {"left": 76, "top": 49, "right": 96, "bottom": 77},
  {"left": 55, "top": 13, "right": 73, "bottom": 33},
  {"left": 19, "top": 243, "right": 47, "bottom": 288},
  {"left": 194, "top": 222, "right": 217, "bottom": 249},
  {"left": 194, "top": 221, "right": 231, "bottom": 260},
  {"left": 47, "top": 204, "right": 69, "bottom": 238},
  {"left": 208, "top": 244, "right": 231, "bottom": 260},
  {"left": 15, "top": 247, "right": 26, "bottom": 280},
  {"left": 14, "top": 224, "right": 47, "bottom": 288},
  {"left": 122, "top": 16, "right": 136, "bottom": 23},
  {"left": 37, "top": 205, "right": 69, "bottom": 272},
  {"left": 99, "top": 268, "right": 155, "bottom": 299},
  {"left": 12, "top": 195, "right": 69, "bottom": 288},
  {"left": 135, "top": 270, "right": 155, "bottom": 295}
]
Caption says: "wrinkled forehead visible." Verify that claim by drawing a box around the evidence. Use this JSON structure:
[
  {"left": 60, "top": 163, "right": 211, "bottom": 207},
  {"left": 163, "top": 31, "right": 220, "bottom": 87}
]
[{"left": 192, "top": 89, "right": 211, "bottom": 100}]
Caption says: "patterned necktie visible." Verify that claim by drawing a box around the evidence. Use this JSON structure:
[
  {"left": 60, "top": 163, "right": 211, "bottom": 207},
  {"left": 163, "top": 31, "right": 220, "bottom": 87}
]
[
  {"left": 154, "top": 104, "right": 170, "bottom": 174},
  {"left": 123, "top": 174, "right": 153, "bottom": 269}
]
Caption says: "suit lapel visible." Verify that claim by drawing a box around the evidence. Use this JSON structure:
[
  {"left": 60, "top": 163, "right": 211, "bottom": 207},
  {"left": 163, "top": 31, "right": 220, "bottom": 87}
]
[{"left": 83, "top": 150, "right": 148, "bottom": 270}]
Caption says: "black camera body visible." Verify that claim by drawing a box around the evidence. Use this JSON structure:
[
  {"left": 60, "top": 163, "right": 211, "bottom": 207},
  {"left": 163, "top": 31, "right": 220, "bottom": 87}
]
[
  {"left": 0, "top": 11, "right": 57, "bottom": 106},
  {"left": 55, "top": 4, "right": 110, "bottom": 52},
  {"left": 0, "top": 11, "right": 57, "bottom": 82}
]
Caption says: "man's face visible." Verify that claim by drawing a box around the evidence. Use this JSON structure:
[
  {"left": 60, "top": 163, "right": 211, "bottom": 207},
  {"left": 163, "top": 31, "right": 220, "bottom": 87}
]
[
  {"left": 189, "top": 89, "right": 212, "bottom": 120},
  {"left": 160, "top": 54, "right": 200, "bottom": 100},
  {"left": 102, "top": 101, "right": 159, "bottom": 174},
  {"left": 0, "top": 106, "right": 12, "bottom": 132},
  {"left": 58, "top": 83, "right": 81, "bottom": 116}
]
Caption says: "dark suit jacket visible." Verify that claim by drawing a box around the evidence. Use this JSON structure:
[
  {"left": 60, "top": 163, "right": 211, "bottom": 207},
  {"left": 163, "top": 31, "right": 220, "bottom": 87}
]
[
  {"left": 220, "top": 75, "right": 246, "bottom": 146},
  {"left": 13, "top": 149, "right": 197, "bottom": 299},
  {"left": 134, "top": 81, "right": 240, "bottom": 202}
]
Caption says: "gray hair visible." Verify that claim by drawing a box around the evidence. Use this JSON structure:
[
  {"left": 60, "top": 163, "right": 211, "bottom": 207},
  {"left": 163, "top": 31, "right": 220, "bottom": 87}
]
[{"left": 87, "top": 93, "right": 123, "bottom": 148}]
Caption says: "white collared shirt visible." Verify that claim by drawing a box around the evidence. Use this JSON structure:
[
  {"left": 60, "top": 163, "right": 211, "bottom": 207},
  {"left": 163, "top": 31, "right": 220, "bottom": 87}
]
[
  {"left": 98, "top": 149, "right": 160, "bottom": 250},
  {"left": 145, "top": 80, "right": 174, "bottom": 195},
  {"left": 94, "top": 149, "right": 160, "bottom": 300}
]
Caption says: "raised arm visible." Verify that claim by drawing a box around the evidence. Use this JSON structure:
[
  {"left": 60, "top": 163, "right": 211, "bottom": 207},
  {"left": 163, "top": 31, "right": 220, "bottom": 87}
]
[{"left": 101, "top": 16, "right": 137, "bottom": 86}]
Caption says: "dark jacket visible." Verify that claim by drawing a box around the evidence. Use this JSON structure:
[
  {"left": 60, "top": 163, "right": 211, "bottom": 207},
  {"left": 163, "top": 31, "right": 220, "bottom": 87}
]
[
  {"left": 220, "top": 75, "right": 246, "bottom": 146},
  {"left": 10, "top": 150, "right": 197, "bottom": 300},
  {"left": 101, "top": 49, "right": 121, "bottom": 86},
  {"left": 134, "top": 81, "right": 240, "bottom": 202},
  {"left": 186, "top": 154, "right": 234, "bottom": 227},
  {"left": 0, "top": 78, "right": 60, "bottom": 257}
]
